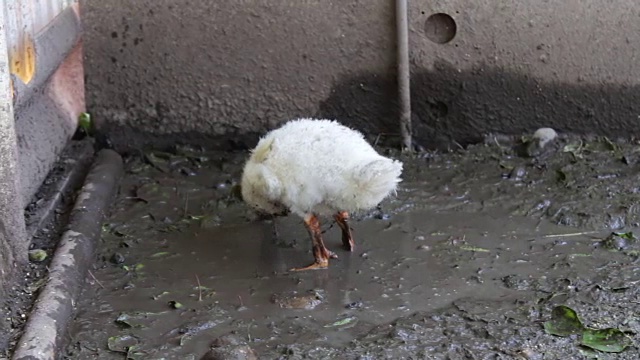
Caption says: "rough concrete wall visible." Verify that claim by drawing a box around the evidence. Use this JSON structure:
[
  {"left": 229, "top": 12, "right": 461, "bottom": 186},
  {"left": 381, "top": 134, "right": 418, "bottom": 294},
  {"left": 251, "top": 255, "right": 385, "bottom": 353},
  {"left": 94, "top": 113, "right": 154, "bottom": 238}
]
[
  {"left": 0, "top": 6, "right": 28, "bottom": 298},
  {"left": 15, "top": 41, "right": 84, "bottom": 208},
  {"left": 82, "top": 0, "right": 397, "bottom": 151},
  {"left": 0, "top": 3, "right": 83, "bottom": 294},
  {"left": 84, "top": 0, "right": 640, "bottom": 152},
  {"left": 405, "top": 0, "right": 640, "bottom": 148},
  {"left": 14, "top": 5, "right": 84, "bottom": 208}
]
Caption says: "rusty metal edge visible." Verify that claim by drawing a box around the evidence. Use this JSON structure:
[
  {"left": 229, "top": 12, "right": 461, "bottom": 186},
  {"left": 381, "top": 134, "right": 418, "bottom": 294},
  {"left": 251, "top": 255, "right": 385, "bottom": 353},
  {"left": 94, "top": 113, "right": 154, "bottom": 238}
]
[{"left": 12, "top": 5, "right": 81, "bottom": 111}]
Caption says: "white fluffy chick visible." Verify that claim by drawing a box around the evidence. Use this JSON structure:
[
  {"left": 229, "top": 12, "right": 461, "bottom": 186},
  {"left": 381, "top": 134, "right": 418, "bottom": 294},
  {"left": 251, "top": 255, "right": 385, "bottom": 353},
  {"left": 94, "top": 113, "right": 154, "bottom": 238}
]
[{"left": 241, "top": 118, "right": 403, "bottom": 271}]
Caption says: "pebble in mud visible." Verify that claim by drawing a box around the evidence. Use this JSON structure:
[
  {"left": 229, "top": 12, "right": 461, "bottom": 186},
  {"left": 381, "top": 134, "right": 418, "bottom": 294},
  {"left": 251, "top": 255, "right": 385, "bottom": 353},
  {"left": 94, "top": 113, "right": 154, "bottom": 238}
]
[
  {"left": 516, "top": 348, "right": 543, "bottom": 360},
  {"left": 28, "top": 249, "right": 48, "bottom": 262},
  {"left": 524, "top": 127, "right": 558, "bottom": 157},
  {"left": 201, "top": 346, "right": 257, "bottom": 360},
  {"left": 532, "top": 127, "right": 557, "bottom": 148},
  {"left": 180, "top": 167, "right": 197, "bottom": 176},
  {"left": 508, "top": 166, "right": 527, "bottom": 180},
  {"left": 270, "top": 291, "right": 323, "bottom": 310},
  {"left": 346, "top": 301, "right": 364, "bottom": 309},
  {"left": 110, "top": 252, "right": 125, "bottom": 264},
  {"left": 375, "top": 213, "right": 391, "bottom": 220},
  {"left": 201, "top": 334, "right": 258, "bottom": 360}
]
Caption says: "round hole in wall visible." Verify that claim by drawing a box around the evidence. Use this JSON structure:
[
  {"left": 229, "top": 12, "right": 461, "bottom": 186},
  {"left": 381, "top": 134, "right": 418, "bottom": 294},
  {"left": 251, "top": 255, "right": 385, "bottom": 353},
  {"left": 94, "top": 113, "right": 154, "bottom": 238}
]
[
  {"left": 424, "top": 13, "right": 457, "bottom": 44},
  {"left": 431, "top": 101, "right": 449, "bottom": 118}
]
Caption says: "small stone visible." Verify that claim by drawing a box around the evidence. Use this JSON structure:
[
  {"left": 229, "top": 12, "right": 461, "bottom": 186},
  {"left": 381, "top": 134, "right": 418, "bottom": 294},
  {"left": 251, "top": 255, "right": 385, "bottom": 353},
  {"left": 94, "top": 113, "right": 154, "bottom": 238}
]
[
  {"left": 201, "top": 345, "right": 257, "bottom": 360},
  {"left": 110, "top": 252, "right": 125, "bottom": 264},
  {"left": 517, "top": 348, "right": 542, "bottom": 360},
  {"left": 28, "top": 249, "right": 48, "bottom": 262},
  {"left": 270, "top": 292, "right": 323, "bottom": 310},
  {"left": 525, "top": 127, "right": 558, "bottom": 157},
  {"left": 375, "top": 213, "right": 391, "bottom": 220},
  {"left": 169, "top": 300, "right": 183, "bottom": 309},
  {"left": 509, "top": 166, "right": 527, "bottom": 180},
  {"left": 180, "top": 167, "right": 197, "bottom": 176},
  {"left": 346, "top": 301, "right": 363, "bottom": 309},
  {"left": 215, "top": 182, "right": 228, "bottom": 190},
  {"left": 211, "top": 334, "right": 241, "bottom": 348},
  {"left": 532, "top": 127, "right": 557, "bottom": 148}
]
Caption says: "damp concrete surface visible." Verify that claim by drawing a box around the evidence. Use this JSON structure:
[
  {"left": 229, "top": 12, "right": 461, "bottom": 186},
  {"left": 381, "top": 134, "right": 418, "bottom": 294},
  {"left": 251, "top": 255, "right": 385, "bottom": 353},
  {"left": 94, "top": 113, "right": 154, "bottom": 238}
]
[{"left": 65, "top": 137, "right": 640, "bottom": 359}]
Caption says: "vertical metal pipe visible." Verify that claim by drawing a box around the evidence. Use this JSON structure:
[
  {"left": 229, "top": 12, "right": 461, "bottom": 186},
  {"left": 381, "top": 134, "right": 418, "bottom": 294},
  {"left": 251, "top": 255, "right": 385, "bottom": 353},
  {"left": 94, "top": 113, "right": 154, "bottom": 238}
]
[{"left": 396, "top": 0, "right": 412, "bottom": 151}]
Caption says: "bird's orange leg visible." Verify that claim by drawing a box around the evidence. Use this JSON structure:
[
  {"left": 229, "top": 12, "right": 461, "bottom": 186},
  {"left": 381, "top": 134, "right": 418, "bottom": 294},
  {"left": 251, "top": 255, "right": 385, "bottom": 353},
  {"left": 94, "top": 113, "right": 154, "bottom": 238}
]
[
  {"left": 334, "top": 211, "right": 355, "bottom": 251},
  {"left": 290, "top": 214, "right": 337, "bottom": 271}
]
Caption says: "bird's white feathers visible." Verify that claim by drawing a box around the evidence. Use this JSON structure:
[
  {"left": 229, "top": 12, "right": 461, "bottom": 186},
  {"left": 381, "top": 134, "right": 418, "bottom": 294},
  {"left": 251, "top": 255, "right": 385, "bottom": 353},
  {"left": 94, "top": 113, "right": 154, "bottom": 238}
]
[{"left": 241, "top": 118, "right": 403, "bottom": 218}]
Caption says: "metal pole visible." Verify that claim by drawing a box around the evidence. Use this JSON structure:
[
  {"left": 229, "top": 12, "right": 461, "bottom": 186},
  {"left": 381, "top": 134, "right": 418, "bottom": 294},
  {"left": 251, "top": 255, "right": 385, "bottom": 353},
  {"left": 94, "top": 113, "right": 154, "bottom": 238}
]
[{"left": 396, "top": 0, "right": 412, "bottom": 151}]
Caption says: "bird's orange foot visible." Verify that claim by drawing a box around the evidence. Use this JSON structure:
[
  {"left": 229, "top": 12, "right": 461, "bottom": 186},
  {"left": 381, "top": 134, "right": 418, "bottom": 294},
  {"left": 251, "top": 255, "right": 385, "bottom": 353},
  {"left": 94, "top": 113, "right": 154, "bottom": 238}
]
[
  {"left": 289, "top": 260, "right": 329, "bottom": 272},
  {"left": 342, "top": 236, "right": 355, "bottom": 252},
  {"left": 334, "top": 211, "right": 355, "bottom": 252}
]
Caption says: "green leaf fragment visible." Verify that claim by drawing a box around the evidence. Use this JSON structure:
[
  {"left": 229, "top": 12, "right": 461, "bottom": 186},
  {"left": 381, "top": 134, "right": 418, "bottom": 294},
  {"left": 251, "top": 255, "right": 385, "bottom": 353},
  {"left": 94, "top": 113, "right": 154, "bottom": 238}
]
[
  {"left": 150, "top": 252, "right": 170, "bottom": 258},
  {"left": 324, "top": 316, "right": 357, "bottom": 328},
  {"left": 115, "top": 313, "right": 135, "bottom": 328},
  {"left": 544, "top": 306, "right": 633, "bottom": 354},
  {"left": 107, "top": 334, "right": 138, "bottom": 353},
  {"left": 569, "top": 253, "right": 592, "bottom": 258},
  {"left": 28, "top": 249, "right": 48, "bottom": 262},
  {"left": 126, "top": 349, "right": 147, "bottom": 360},
  {"left": 200, "top": 214, "right": 222, "bottom": 229},
  {"left": 27, "top": 278, "right": 46, "bottom": 293},
  {"left": 143, "top": 152, "right": 170, "bottom": 173},
  {"left": 115, "top": 311, "right": 169, "bottom": 328},
  {"left": 563, "top": 141, "right": 584, "bottom": 154},
  {"left": 599, "top": 231, "right": 637, "bottom": 251},
  {"left": 78, "top": 112, "right": 91, "bottom": 130},
  {"left": 581, "top": 328, "right": 632, "bottom": 353},
  {"left": 169, "top": 300, "right": 183, "bottom": 309},
  {"left": 152, "top": 291, "right": 170, "bottom": 300},
  {"left": 544, "top": 305, "right": 585, "bottom": 336},
  {"left": 179, "top": 334, "right": 191, "bottom": 346},
  {"left": 459, "top": 245, "right": 490, "bottom": 253},
  {"left": 613, "top": 231, "right": 635, "bottom": 240},
  {"left": 123, "top": 263, "right": 145, "bottom": 272}
]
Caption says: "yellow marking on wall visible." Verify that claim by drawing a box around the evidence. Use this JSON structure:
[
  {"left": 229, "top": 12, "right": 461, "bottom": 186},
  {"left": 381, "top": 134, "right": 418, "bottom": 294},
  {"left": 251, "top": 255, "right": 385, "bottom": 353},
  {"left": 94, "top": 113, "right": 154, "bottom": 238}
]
[{"left": 9, "top": 34, "right": 36, "bottom": 84}]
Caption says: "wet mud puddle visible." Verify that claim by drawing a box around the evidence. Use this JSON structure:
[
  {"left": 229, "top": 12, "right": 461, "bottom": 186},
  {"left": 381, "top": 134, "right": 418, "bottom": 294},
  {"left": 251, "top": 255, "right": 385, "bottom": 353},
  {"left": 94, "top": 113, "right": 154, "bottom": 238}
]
[{"left": 66, "top": 143, "right": 640, "bottom": 359}]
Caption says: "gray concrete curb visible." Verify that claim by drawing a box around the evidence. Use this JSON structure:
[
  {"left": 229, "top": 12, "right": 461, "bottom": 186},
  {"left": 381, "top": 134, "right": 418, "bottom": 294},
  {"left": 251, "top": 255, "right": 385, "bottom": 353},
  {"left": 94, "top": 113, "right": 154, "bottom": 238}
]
[
  {"left": 11, "top": 149, "right": 124, "bottom": 360},
  {"left": 25, "top": 139, "right": 94, "bottom": 240}
]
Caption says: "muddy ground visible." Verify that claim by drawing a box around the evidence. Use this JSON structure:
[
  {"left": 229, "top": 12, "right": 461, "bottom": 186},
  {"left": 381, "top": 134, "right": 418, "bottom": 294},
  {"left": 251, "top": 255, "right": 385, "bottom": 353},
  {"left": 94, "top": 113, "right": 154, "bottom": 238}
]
[{"left": 62, "top": 136, "right": 640, "bottom": 359}]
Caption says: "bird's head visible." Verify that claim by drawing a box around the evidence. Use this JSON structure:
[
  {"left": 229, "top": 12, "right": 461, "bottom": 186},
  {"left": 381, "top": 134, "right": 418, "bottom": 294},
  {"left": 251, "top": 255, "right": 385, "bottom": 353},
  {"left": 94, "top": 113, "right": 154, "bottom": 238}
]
[{"left": 239, "top": 162, "right": 289, "bottom": 217}]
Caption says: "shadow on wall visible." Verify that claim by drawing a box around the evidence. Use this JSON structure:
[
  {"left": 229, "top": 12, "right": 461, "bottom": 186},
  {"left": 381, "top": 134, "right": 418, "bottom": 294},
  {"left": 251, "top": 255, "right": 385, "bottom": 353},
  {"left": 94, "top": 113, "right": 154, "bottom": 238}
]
[
  {"left": 319, "top": 60, "right": 640, "bottom": 151},
  {"left": 98, "top": 60, "right": 640, "bottom": 154}
]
